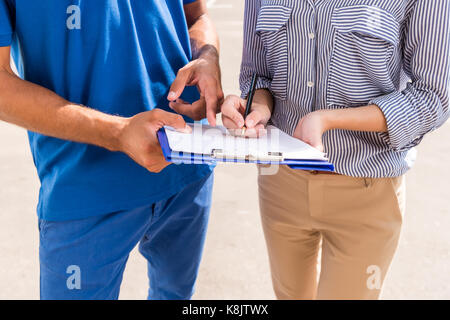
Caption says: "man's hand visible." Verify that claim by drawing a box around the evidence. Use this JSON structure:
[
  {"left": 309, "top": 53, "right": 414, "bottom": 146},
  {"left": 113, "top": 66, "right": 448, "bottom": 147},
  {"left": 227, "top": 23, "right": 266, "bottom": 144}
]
[
  {"left": 221, "top": 94, "right": 272, "bottom": 138},
  {"left": 118, "top": 109, "right": 191, "bottom": 173},
  {"left": 168, "top": 48, "right": 223, "bottom": 126},
  {"left": 169, "top": 0, "right": 222, "bottom": 126}
]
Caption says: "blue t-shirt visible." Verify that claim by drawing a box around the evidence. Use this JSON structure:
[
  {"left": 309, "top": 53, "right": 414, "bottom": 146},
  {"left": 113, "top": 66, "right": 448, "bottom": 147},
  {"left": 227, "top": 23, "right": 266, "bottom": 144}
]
[{"left": 0, "top": 0, "right": 213, "bottom": 221}]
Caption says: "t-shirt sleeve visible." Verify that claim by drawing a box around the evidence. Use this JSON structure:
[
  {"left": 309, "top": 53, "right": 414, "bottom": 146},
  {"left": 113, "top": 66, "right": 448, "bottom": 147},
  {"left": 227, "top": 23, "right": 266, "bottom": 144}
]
[
  {"left": 0, "top": 0, "right": 13, "bottom": 46},
  {"left": 183, "top": 0, "right": 198, "bottom": 4}
]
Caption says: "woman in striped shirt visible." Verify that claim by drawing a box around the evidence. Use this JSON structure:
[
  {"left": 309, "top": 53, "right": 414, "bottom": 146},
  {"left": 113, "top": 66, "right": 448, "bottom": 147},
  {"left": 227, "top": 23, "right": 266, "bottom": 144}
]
[{"left": 221, "top": 0, "right": 449, "bottom": 299}]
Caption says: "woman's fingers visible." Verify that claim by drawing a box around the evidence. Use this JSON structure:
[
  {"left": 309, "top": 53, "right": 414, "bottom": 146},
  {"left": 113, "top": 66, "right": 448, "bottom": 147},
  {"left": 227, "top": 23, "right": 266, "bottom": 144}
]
[
  {"left": 310, "top": 137, "right": 325, "bottom": 153},
  {"left": 221, "top": 95, "right": 269, "bottom": 138},
  {"left": 226, "top": 123, "right": 267, "bottom": 138},
  {"left": 293, "top": 114, "right": 325, "bottom": 152},
  {"left": 221, "top": 95, "right": 245, "bottom": 128},
  {"left": 245, "top": 110, "right": 265, "bottom": 128},
  {"left": 222, "top": 114, "right": 242, "bottom": 129},
  {"left": 242, "top": 124, "right": 267, "bottom": 138},
  {"left": 253, "top": 124, "right": 267, "bottom": 137}
]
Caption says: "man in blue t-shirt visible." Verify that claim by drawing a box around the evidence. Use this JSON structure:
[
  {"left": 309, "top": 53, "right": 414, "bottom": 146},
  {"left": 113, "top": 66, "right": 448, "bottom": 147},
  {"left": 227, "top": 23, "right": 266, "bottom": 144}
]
[{"left": 0, "top": 0, "right": 223, "bottom": 299}]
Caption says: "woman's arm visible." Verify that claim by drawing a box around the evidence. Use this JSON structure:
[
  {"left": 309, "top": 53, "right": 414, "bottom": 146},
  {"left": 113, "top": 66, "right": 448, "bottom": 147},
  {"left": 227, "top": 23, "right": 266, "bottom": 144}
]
[
  {"left": 321, "top": 105, "right": 387, "bottom": 132},
  {"left": 240, "top": 0, "right": 273, "bottom": 98},
  {"left": 221, "top": 0, "right": 276, "bottom": 137},
  {"left": 293, "top": 105, "right": 387, "bottom": 152},
  {"left": 369, "top": 0, "right": 449, "bottom": 151},
  {"left": 296, "top": 0, "right": 449, "bottom": 152}
]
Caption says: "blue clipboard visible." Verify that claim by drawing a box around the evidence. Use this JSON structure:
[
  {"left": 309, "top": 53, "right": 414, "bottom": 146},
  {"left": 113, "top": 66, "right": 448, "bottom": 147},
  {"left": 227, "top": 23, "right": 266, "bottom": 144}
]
[{"left": 157, "top": 128, "right": 335, "bottom": 172}]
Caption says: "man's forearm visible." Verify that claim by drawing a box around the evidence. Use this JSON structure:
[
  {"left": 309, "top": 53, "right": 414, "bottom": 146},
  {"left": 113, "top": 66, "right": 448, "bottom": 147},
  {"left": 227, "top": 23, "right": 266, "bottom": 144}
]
[
  {"left": 189, "top": 15, "right": 219, "bottom": 61},
  {"left": 322, "top": 105, "right": 388, "bottom": 133},
  {"left": 0, "top": 70, "right": 125, "bottom": 151}
]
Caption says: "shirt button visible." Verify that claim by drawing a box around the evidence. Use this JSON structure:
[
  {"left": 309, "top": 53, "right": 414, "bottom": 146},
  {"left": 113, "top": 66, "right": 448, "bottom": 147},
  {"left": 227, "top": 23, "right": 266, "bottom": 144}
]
[
  {"left": 308, "top": 32, "right": 315, "bottom": 39},
  {"left": 307, "top": 81, "right": 315, "bottom": 88}
]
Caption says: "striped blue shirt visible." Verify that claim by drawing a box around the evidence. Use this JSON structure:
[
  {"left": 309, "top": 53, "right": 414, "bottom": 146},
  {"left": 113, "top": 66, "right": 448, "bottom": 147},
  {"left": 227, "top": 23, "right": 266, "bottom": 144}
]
[{"left": 240, "top": 0, "right": 450, "bottom": 177}]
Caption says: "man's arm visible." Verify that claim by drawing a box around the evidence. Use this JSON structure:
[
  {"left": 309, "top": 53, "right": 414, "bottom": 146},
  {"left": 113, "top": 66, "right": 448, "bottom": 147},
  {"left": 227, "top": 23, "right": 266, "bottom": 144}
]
[
  {"left": 0, "top": 46, "right": 191, "bottom": 173},
  {"left": 185, "top": 0, "right": 219, "bottom": 60},
  {"left": 0, "top": 47, "right": 125, "bottom": 151},
  {"left": 168, "top": 0, "right": 223, "bottom": 126}
]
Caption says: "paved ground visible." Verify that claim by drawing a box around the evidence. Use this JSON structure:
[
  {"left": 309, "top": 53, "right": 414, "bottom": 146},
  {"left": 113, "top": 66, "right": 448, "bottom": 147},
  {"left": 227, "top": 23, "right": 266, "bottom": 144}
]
[{"left": 0, "top": 0, "right": 449, "bottom": 299}]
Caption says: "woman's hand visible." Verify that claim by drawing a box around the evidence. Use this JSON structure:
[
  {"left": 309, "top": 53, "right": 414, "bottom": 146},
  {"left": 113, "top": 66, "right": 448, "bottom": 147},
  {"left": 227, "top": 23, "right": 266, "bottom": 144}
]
[
  {"left": 293, "top": 111, "right": 330, "bottom": 152},
  {"left": 294, "top": 106, "right": 388, "bottom": 152},
  {"left": 221, "top": 90, "right": 273, "bottom": 138}
]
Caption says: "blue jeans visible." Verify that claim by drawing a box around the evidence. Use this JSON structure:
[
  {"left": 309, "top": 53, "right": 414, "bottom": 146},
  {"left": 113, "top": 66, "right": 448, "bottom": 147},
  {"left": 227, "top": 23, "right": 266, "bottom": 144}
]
[{"left": 39, "top": 173, "right": 213, "bottom": 300}]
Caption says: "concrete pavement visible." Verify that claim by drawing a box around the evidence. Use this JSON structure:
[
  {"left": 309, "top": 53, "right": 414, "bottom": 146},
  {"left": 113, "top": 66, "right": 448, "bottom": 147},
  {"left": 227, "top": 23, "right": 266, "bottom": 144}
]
[{"left": 0, "top": 0, "right": 449, "bottom": 299}]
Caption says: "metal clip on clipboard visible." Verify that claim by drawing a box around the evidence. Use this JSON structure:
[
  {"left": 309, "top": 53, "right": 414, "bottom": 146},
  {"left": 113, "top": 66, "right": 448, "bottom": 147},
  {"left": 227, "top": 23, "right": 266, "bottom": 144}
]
[{"left": 211, "top": 149, "right": 284, "bottom": 162}]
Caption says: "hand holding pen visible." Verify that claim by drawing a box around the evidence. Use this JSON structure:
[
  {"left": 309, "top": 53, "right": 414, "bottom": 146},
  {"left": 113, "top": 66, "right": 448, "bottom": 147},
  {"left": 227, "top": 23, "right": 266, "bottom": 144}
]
[{"left": 221, "top": 74, "right": 273, "bottom": 138}]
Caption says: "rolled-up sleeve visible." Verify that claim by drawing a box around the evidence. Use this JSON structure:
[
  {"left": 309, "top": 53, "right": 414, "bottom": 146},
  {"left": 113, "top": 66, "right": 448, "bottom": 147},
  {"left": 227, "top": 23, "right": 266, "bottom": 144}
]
[
  {"left": 239, "top": 0, "right": 272, "bottom": 98},
  {"left": 370, "top": 0, "right": 450, "bottom": 152},
  {"left": 0, "top": 0, "right": 14, "bottom": 46}
]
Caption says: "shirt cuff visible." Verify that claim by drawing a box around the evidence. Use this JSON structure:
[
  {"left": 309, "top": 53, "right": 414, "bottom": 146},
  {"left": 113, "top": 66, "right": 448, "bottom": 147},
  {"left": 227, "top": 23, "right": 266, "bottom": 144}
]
[
  {"left": 370, "top": 91, "right": 424, "bottom": 152},
  {"left": 240, "top": 76, "right": 272, "bottom": 99},
  {"left": 0, "top": 33, "right": 12, "bottom": 47}
]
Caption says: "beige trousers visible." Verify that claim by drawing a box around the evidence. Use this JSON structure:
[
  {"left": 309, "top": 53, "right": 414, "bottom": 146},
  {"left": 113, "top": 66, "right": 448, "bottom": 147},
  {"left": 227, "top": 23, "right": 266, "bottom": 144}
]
[{"left": 258, "top": 165, "right": 406, "bottom": 300}]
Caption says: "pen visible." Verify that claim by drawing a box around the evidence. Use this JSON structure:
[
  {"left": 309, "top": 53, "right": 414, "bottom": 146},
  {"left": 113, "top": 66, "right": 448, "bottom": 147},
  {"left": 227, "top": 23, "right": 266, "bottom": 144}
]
[{"left": 242, "top": 74, "right": 258, "bottom": 136}]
